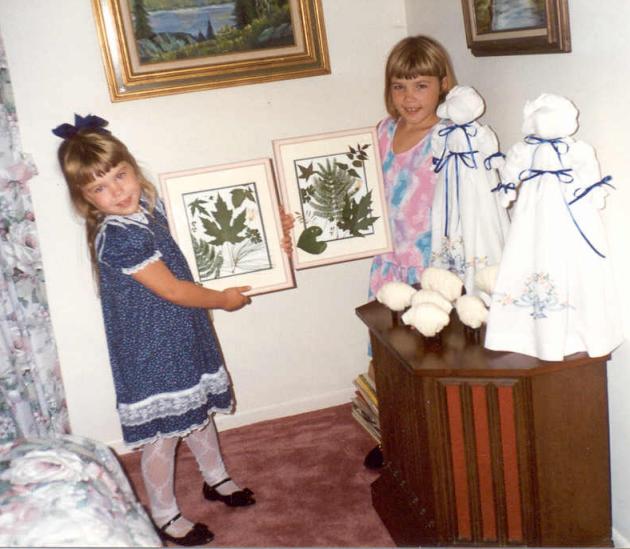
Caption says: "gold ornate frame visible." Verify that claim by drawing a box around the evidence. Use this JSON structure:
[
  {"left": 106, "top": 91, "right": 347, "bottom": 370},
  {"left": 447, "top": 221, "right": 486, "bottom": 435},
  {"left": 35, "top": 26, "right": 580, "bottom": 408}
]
[
  {"left": 461, "top": 0, "right": 571, "bottom": 56},
  {"left": 92, "top": 0, "right": 330, "bottom": 101}
]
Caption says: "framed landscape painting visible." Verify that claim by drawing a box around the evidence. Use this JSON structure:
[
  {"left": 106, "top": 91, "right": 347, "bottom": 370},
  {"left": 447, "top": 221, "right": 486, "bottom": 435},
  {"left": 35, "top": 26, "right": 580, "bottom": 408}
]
[
  {"left": 160, "top": 159, "right": 295, "bottom": 296},
  {"left": 92, "top": 0, "right": 330, "bottom": 101},
  {"left": 273, "top": 127, "right": 392, "bottom": 270},
  {"left": 461, "top": 0, "right": 570, "bottom": 56}
]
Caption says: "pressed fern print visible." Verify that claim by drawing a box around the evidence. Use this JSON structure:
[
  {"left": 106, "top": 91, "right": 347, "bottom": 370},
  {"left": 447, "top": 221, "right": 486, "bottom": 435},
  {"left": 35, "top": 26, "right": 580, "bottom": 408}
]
[
  {"left": 183, "top": 182, "right": 272, "bottom": 281},
  {"left": 294, "top": 143, "right": 379, "bottom": 253}
]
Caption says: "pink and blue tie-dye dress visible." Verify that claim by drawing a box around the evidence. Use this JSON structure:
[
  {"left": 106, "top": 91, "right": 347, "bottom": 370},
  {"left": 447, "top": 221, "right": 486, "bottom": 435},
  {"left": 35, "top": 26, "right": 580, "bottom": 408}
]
[{"left": 368, "top": 117, "right": 438, "bottom": 300}]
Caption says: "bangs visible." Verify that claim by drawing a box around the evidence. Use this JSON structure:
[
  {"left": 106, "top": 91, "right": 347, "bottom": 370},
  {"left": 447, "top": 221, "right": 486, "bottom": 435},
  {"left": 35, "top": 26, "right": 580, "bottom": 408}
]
[
  {"left": 61, "top": 136, "right": 130, "bottom": 188},
  {"left": 389, "top": 54, "right": 442, "bottom": 81}
]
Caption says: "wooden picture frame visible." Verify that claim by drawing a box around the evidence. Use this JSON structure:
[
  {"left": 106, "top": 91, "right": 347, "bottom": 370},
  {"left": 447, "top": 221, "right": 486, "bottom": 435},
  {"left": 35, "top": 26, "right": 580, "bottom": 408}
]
[
  {"left": 92, "top": 0, "right": 330, "bottom": 101},
  {"left": 160, "top": 158, "right": 295, "bottom": 296},
  {"left": 273, "top": 127, "right": 392, "bottom": 270},
  {"left": 461, "top": 0, "right": 570, "bottom": 56}
]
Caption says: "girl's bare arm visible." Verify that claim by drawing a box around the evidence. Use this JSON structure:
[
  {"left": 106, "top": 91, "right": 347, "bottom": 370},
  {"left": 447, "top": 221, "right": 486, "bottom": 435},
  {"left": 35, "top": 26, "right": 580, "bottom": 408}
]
[{"left": 131, "top": 259, "right": 251, "bottom": 311}]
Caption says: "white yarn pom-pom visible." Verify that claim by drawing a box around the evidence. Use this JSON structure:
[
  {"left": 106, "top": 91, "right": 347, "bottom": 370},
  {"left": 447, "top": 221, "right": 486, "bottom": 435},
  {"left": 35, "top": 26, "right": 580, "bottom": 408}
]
[
  {"left": 420, "top": 267, "right": 464, "bottom": 302},
  {"left": 401, "top": 303, "right": 450, "bottom": 337},
  {"left": 474, "top": 265, "right": 499, "bottom": 295},
  {"left": 376, "top": 281, "right": 416, "bottom": 311},
  {"left": 411, "top": 289, "right": 453, "bottom": 314},
  {"left": 455, "top": 295, "right": 488, "bottom": 329}
]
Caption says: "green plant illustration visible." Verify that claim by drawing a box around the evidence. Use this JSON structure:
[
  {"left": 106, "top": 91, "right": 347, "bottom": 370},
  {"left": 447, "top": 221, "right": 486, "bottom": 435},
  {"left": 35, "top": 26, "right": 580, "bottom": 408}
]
[
  {"left": 303, "top": 159, "right": 359, "bottom": 225},
  {"left": 228, "top": 238, "right": 268, "bottom": 273},
  {"left": 231, "top": 187, "right": 256, "bottom": 208},
  {"left": 192, "top": 236, "right": 223, "bottom": 279},
  {"left": 297, "top": 226, "right": 327, "bottom": 254},
  {"left": 337, "top": 191, "right": 379, "bottom": 238},
  {"left": 342, "top": 142, "right": 370, "bottom": 178},
  {"left": 200, "top": 194, "right": 247, "bottom": 246},
  {"left": 184, "top": 183, "right": 271, "bottom": 280},
  {"left": 296, "top": 143, "right": 379, "bottom": 250}
]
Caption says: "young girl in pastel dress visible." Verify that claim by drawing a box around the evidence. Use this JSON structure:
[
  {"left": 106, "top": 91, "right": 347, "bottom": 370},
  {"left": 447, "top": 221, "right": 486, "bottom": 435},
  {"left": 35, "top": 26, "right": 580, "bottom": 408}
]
[
  {"left": 365, "top": 35, "right": 456, "bottom": 467},
  {"left": 54, "top": 115, "right": 291, "bottom": 546},
  {"left": 368, "top": 35, "right": 456, "bottom": 303}
]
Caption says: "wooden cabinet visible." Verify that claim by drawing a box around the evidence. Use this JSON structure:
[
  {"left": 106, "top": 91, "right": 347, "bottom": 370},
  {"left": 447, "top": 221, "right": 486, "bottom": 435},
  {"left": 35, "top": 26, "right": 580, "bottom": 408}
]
[{"left": 356, "top": 300, "right": 612, "bottom": 547}]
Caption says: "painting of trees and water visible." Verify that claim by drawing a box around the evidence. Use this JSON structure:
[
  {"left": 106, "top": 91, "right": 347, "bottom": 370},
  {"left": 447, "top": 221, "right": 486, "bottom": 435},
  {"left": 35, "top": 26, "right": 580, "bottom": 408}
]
[
  {"left": 474, "top": 0, "right": 546, "bottom": 34},
  {"left": 183, "top": 182, "right": 272, "bottom": 281},
  {"left": 292, "top": 144, "right": 379, "bottom": 256},
  {"left": 130, "top": 0, "right": 295, "bottom": 64}
]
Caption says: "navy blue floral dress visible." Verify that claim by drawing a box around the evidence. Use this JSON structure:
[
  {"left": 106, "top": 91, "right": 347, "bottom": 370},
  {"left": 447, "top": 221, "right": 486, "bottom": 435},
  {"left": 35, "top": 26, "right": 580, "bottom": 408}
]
[{"left": 95, "top": 199, "right": 232, "bottom": 447}]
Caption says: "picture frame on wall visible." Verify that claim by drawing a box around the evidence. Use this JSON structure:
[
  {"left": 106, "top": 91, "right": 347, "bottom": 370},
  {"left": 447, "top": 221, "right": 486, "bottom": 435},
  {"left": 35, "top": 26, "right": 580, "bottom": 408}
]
[
  {"left": 91, "top": 0, "right": 330, "bottom": 101},
  {"left": 273, "top": 127, "right": 392, "bottom": 270},
  {"left": 461, "top": 0, "right": 571, "bottom": 56},
  {"left": 160, "top": 159, "right": 295, "bottom": 296}
]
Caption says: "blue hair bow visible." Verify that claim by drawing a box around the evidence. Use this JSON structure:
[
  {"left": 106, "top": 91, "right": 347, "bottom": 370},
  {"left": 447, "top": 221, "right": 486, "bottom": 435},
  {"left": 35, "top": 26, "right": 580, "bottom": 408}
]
[{"left": 52, "top": 114, "right": 110, "bottom": 139}]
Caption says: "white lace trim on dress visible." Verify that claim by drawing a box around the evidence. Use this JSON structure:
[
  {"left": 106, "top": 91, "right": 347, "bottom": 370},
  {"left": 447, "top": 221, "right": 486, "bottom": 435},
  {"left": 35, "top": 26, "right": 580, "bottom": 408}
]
[
  {"left": 118, "top": 368, "right": 231, "bottom": 427},
  {"left": 123, "top": 410, "right": 232, "bottom": 449},
  {"left": 122, "top": 250, "right": 162, "bottom": 274}
]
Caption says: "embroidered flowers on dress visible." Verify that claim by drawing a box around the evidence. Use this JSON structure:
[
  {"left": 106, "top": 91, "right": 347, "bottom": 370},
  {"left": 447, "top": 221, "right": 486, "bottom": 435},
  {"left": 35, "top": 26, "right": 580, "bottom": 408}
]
[{"left": 495, "top": 272, "right": 570, "bottom": 319}]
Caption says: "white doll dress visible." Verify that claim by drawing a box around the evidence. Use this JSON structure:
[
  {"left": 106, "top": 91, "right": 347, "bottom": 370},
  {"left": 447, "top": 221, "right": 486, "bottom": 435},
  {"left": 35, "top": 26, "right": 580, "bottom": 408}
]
[
  {"left": 430, "top": 119, "right": 510, "bottom": 296},
  {"left": 484, "top": 134, "right": 622, "bottom": 360}
]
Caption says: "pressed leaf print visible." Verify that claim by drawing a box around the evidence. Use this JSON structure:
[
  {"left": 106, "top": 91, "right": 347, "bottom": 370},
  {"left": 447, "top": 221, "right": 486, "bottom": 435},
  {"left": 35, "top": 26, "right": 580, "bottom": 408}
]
[
  {"left": 294, "top": 143, "right": 379, "bottom": 252},
  {"left": 183, "top": 182, "right": 272, "bottom": 281}
]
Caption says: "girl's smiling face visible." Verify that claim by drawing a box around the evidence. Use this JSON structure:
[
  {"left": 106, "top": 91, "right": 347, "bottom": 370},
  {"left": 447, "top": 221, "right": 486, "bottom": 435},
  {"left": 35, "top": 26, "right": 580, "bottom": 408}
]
[
  {"left": 390, "top": 75, "right": 446, "bottom": 130},
  {"left": 82, "top": 161, "right": 142, "bottom": 216}
]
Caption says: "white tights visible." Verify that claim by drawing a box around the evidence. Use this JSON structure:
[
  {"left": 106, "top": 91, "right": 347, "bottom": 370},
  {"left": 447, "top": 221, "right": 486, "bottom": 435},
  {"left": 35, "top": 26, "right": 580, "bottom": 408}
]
[{"left": 141, "top": 419, "right": 237, "bottom": 536}]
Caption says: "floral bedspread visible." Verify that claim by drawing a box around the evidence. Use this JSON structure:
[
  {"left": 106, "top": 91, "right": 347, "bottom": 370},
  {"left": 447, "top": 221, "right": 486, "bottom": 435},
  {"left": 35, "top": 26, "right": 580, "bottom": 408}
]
[{"left": 0, "top": 434, "right": 162, "bottom": 547}]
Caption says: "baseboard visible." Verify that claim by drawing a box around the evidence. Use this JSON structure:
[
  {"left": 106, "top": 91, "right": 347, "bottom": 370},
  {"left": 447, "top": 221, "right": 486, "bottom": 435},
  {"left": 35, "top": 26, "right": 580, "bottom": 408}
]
[
  {"left": 110, "top": 386, "right": 355, "bottom": 455},
  {"left": 613, "top": 527, "right": 630, "bottom": 548}
]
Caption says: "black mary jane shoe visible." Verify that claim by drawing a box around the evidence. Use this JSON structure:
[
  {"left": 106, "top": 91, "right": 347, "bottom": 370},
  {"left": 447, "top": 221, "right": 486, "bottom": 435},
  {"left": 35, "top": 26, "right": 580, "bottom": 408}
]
[
  {"left": 203, "top": 477, "right": 256, "bottom": 507},
  {"left": 363, "top": 444, "right": 384, "bottom": 470},
  {"left": 158, "top": 512, "right": 214, "bottom": 546}
]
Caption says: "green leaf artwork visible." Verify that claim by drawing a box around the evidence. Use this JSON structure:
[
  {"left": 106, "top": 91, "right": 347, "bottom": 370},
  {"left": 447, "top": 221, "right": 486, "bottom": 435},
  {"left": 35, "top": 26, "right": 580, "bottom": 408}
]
[
  {"left": 305, "top": 159, "right": 359, "bottom": 223},
  {"left": 298, "top": 162, "right": 316, "bottom": 180},
  {"left": 184, "top": 183, "right": 273, "bottom": 281},
  {"left": 201, "top": 194, "right": 248, "bottom": 246},
  {"left": 294, "top": 142, "right": 379, "bottom": 253},
  {"left": 337, "top": 191, "right": 379, "bottom": 237},
  {"left": 192, "top": 236, "right": 223, "bottom": 279},
  {"left": 297, "top": 226, "right": 327, "bottom": 254},
  {"left": 188, "top": 197, "right": 210, "bottom": 217},
  {"left": 231, "top": 187, "right": 256, "bottom": 208}
]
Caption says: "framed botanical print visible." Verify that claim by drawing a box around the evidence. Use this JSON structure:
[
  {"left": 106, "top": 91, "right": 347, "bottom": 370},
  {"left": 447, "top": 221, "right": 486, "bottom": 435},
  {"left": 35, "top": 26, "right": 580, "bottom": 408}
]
[
  {"left": 160, "top": 158, "right": 295, "bottom": 296},
  {"left": 461, "top": 0, "right": 571, "bottom": 56},
  {"left": 92, "top": 0, "right": 330, "bottom": 101},
  {"left": 273, "top": 127, "right": 392, "bottom": 270}
]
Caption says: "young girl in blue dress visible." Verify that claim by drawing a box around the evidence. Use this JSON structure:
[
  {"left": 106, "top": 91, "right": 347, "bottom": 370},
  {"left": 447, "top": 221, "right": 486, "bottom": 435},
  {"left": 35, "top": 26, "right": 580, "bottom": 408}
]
[{"left": 54, "top": 115, "right": 289, "bottom": 546}]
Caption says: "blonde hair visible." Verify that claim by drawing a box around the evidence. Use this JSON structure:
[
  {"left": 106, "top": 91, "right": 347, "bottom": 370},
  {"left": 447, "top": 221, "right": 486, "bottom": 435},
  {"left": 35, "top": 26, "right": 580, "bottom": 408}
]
[
  {"left": 384, "top": 35, "right": 457, "bottom": 118},
  {"left": 57, "top": 130, "right": 157, "bottom": 276}
]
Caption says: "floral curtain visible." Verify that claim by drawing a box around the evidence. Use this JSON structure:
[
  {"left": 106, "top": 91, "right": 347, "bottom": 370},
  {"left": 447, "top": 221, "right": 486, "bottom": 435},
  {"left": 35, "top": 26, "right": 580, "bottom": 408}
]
[{"left": 0, "top": 33, "right": 68, "bottom": 442}]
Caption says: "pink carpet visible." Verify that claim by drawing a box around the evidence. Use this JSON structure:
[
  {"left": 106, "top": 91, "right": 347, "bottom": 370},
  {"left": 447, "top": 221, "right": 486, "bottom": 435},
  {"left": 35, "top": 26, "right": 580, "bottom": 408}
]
[{"left": 119, "top": 404, "right": 395, "bottom": 547}]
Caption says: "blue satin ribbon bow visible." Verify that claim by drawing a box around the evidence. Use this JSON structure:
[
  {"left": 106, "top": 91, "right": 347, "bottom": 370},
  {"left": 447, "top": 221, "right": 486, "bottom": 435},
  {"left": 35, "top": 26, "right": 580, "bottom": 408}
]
[
  {"left": 524, "top": 134, "right": 569, "bottom": 162},
  {"left": 432, "top": 123, "right": 481, "bottom": 237},
  {"left": 521, "top": 135, "right": 611, "bottom": 257},
  {"left": 52, "top": 114, "right": 110, "bottom": 139},
  {"left": 491, "top": 181, "right": 516, "bottom": 195},
  {"left": 484, "top": 151, "right": 505, "bottom": 170}
]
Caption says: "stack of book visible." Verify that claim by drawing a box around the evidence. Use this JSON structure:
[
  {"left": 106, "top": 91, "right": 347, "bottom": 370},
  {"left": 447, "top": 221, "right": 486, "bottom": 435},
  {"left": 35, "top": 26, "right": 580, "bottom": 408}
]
[{"left": 351, "top": 372, "right": 380, "bottom": 443}]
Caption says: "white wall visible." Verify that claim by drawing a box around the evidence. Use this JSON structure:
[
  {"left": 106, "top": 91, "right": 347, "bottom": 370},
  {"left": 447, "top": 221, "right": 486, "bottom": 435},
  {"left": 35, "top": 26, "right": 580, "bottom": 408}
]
[
  {"left": 0, "top": 0, "right": 408, "bottom": 448},
  {"left": 405, "top": 0, "right": 630, "bottom": 544},
  {"left": 6, "top": 0, "right": 630, "bottom": 542}
]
